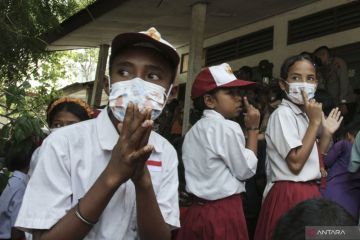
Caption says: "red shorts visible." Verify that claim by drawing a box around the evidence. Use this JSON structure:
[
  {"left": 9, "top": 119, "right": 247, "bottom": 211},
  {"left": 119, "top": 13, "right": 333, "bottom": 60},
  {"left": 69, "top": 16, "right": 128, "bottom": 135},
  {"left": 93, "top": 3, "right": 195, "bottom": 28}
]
[
  {"left": 254, "top": 181, "right": 321, "bottom": 240},
  {"left": 176, "top": 194, "right": 248, "bottom": 240}
]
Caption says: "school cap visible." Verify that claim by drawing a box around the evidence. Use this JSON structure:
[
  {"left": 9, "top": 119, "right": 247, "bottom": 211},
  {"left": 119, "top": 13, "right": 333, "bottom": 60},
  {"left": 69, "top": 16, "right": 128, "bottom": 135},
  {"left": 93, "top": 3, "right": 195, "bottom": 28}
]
[
  {"left": 191, "top": 63, "right": 256, "bottom": 99},
  {"left": 110, "top": 27, "right": 180, "bottom": 69}
]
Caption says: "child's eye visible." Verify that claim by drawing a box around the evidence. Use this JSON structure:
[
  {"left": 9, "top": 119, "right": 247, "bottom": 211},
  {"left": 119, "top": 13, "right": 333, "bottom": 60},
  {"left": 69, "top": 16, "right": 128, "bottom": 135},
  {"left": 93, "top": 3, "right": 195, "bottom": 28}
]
[
  {"left": 291, "top": 76, "right": 301, "bottom": 81},
  {"left": 118, "top": 70, "right": 130, "bottom": 77},
  {"left": 148, "top": 73, "right": 160, "bottom": 81},
  {"left": 53, "top": 123, "right": 62, "bottom": 128},
  {"left": 307, "top": 76, "right": 315, "bottom": 81}
]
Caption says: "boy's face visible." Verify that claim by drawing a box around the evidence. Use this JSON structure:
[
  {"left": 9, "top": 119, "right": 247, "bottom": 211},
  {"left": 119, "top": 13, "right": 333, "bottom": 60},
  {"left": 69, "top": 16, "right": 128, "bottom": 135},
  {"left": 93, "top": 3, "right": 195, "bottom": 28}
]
[
  {"left": 108, "top": 46, "right": 173, "bottom": 91},
  {"left": 205, "top": 87, "right": 243, "bottom": 119}
]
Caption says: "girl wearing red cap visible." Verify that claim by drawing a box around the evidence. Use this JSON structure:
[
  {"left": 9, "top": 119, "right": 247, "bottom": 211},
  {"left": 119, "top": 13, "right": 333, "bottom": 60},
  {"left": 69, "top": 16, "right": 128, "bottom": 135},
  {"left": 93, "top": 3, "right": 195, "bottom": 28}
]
[
  {"left": 254, "top": 54, "right": 343, "bottom": 240},
  {"left": 176, "top": 63, "right": 260, "bottom": 240}
]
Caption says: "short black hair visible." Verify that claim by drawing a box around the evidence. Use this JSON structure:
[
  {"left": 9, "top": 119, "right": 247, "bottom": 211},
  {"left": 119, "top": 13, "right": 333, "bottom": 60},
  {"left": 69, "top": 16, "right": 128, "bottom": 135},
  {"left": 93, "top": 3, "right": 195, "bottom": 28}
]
[
  {"left": 235, "top": 66, "right": 252, "bottom": 81},
  {"left": 47, "top": 100, "right": 90, "bottom": 126},
  {"left": 192, "top": 88, "right": 222, "bottom": 113},
  {"left": 280, "top": 54, "right": 318, "bottom": 80},
  {"left": 5, "top": 136, "right": 37, "bottom": 171},
  {"left": 109, "top": 46, "right": 177, "bottom": 84},
  {"left": 273, "top": 198, "right": 356, "bottom": 240},
  {"left": 314, "top": 45, "right": 330, "bottom": 55}
]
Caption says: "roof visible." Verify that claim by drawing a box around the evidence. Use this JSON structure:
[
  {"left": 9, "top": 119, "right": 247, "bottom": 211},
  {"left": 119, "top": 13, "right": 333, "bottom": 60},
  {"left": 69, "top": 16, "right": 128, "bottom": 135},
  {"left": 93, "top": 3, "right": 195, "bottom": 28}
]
[{"left": 43, "top": 0, "right": 318, "bottom": 51}]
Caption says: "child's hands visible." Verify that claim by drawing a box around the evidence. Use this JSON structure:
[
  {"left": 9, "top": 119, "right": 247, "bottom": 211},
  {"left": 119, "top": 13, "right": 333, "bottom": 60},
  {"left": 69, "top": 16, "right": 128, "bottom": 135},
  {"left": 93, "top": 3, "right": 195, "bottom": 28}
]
[
  {"left": 108, "top": 103, "right": 154, "bottom": 187},
  {"left": 302, "top": 90, "right": 322, "bottom": 126},
  {"left": 322, "top": 107, "right": 343, "bottom": 135},
  {"left": 320, "top": 167, "right": 328, "bottom": 178},
  {"left": 243, "top": 96, "right": 260, "bottom": 129}
]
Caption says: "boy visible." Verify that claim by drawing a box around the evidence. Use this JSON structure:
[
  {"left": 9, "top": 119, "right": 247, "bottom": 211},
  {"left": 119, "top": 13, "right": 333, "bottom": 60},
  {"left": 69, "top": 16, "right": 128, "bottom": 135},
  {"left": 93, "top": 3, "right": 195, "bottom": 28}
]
[
  {"left": 177, "top": 63, "right": 260, "bottom": 239},
  {"left": 15, "top": 28, "right": 180, "bottom": 240}
]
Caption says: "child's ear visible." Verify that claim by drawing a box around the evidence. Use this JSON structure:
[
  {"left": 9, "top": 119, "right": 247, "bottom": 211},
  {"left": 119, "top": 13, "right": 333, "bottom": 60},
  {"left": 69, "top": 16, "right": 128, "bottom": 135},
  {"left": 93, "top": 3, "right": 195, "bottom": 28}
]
[
  {"left": 204, "top": 94, "right": 216, "bottom": 109},
  {"left": 278, "top": 79, "right": 287, "bottom": 92},
  {"left": 103, "top": 76, "right": 110, "bottom": 96}
]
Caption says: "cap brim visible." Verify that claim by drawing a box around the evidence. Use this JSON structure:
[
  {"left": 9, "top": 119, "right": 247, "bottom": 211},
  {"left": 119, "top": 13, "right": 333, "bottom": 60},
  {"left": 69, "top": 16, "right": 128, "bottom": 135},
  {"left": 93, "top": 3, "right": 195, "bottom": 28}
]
[
  {"left": 111, "top": 32, "right": 179, "bottom": 68},
  {"left": 220, "top": 79, "right": 256, "bottom": 88}
]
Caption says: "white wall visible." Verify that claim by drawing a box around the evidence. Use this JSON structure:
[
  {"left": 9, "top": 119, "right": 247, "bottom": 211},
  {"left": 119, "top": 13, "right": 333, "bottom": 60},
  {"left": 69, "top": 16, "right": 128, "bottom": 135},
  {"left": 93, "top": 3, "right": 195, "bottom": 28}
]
[{"left": 176, "top": 0, "right": 360, "bottom": 83}]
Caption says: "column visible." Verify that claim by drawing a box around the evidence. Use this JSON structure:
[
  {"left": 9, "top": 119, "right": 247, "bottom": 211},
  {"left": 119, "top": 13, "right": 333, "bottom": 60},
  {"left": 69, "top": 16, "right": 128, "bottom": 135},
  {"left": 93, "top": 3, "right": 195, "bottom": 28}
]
[
  {"left": 90, "top": 44, "right": 109, "bottom": 107},
  {"left": 182, "top": 2, "right": 207, "bottom": 135}
]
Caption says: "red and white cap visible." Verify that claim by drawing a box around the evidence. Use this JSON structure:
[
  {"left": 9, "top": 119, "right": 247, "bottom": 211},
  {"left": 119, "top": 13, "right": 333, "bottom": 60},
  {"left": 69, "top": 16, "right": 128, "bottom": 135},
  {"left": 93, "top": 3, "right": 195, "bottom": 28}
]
[
  {"left": 111, "top": 27, "right": 179, "bottom": 69},
  {"left": 191, "top": 63, "right": 256, "bottom": 99}
]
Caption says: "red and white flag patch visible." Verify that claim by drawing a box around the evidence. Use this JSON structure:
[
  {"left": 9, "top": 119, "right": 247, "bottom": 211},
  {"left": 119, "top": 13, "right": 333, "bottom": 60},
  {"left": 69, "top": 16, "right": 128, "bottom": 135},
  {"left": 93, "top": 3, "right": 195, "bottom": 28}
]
[{"left": 147, "top": 160, "right": 162, "bottom": 172}]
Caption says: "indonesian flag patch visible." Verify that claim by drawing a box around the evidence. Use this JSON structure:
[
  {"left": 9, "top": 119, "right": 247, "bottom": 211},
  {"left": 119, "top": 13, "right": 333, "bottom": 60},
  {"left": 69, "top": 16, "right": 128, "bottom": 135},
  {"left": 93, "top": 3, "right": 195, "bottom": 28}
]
[{"left": 147, "top": 159, "right": 162, "bottom": 172}]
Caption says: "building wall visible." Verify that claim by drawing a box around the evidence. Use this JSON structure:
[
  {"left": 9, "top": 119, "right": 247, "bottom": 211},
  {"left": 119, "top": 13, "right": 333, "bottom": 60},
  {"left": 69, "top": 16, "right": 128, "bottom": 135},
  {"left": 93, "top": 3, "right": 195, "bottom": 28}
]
[{"left": 176, "top": 0, "right": 360, "bottom": 84}]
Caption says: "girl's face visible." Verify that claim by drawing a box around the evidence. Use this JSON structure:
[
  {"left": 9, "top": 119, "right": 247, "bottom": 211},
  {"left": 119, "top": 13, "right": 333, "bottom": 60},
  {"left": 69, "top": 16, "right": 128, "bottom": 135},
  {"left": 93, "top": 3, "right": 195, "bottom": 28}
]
[
  {"left": 279, "top": 60, "right": 318, "bottom": 92},
  {"left": 204, "top": 88, "right": 243, "bottom": 119},
  {"left": 51, "top": 110, "right": 81, "bottom": 128}
]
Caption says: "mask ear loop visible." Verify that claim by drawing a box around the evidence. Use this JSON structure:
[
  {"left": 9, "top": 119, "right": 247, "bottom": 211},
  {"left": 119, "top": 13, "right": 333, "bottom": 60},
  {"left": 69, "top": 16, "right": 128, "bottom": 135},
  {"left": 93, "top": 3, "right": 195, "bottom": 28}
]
[
  {"left": 165, "top": 84, "right": 173, "bottom": 100},
  {"left": 159, "top": 84, "right": 173, "bottom": 112},
  {"left": 108, "top": 77, "right": 112, "bottom": 93}
]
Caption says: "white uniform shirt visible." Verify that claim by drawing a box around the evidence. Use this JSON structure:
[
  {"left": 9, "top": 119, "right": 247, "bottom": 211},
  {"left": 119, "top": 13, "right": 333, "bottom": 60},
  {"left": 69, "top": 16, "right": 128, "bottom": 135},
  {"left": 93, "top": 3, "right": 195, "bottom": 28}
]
[
  {"left": 15, "top": 109, "right": 180, "bottom": 239},
  {"left": 182, "top": 110, "right": 257, "bottom": 201},
  {"left": 265, "top": 99, "right": 321, "bottom": 186}
]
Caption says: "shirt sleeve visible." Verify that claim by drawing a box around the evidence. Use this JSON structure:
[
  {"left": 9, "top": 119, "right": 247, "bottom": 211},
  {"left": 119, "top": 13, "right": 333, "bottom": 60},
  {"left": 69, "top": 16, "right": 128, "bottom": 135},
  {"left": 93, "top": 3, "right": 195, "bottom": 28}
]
[
  {"left": 214, "top": 121, "right": 257, "bottom": 181},
  {"left": 156, "top": 145, "right": 180, "bottom": 229},
  {"left": 10, "top": 188, "right": 26, "bottom": 227},
  {"left": 15, "top": 133, "right": 72, "bottom": 231},
  {"left": 324, "top": 141, "right": 342, "bottom": 168},
  {"left": 266, "top": 108, "right": 303, "bottom": 160}
]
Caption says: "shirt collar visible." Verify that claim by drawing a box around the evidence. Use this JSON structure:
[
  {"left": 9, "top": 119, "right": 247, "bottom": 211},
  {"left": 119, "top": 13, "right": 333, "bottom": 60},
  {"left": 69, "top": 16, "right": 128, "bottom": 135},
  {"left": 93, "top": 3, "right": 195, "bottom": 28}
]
[
  {"left": 13, "top": 170, "right": 29, "bottom": 184},
  {"left": 203, "top": 109, "right": 225, "bottom": 120},
  {"left": 281, "top": 99, "right": 305, "bottom": 116},
  {"left": 96, "top": 107, "right": 162, "bottom": 152}
]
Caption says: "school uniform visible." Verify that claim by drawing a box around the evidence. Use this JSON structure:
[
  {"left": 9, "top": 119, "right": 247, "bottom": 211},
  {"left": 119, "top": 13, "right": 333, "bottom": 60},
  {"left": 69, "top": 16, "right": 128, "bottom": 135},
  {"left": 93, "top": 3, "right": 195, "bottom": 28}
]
[
  {"left": 176, "top": 109, "right": 257, "bottom": 240},
  {"left": 254, "top": 99, "right": 321, "bottom": 240},
  {"left": 0, "top": 171, "right": 29, "bottom": 239},
  {"left": 15, "top": 109, "right": 180, "bottom": 240}
]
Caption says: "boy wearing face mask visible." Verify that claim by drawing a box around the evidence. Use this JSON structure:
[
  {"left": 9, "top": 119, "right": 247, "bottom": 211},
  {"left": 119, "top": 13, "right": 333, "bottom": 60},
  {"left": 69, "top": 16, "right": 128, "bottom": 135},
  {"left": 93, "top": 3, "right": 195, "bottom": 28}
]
[
  {"left": 15, "top": 28, "right": 180, "bottom": 240},
  {"left": 254, "top": 54, "right": 343, "bottom": 240}
]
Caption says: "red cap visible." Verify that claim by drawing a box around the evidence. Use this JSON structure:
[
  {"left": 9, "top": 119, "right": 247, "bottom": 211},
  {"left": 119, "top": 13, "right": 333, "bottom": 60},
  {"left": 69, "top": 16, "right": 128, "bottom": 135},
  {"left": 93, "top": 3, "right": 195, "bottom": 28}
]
[{"left": 191, "top": 63, "right": 256, "bottom": 99}]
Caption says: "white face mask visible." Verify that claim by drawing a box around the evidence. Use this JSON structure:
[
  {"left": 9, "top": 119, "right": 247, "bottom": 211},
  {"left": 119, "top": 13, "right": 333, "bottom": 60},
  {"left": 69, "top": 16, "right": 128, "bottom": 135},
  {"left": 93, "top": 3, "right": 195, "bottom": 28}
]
[
  {"left": 108, "top": 78, "right": 172, "bottom": 122},
  {"left": 285, "top": 82, "right": 316, "bottom": 105}
]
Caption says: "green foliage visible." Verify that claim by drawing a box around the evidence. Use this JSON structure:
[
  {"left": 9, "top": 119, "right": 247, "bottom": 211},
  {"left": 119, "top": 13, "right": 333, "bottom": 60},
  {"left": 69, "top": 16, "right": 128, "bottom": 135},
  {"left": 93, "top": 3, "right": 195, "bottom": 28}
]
[
  {"left": 0, "top": 0, "right": 95, "bottom": 125},
  {"left": 0, "top": 0, "right": 96, "bottom": 190}
]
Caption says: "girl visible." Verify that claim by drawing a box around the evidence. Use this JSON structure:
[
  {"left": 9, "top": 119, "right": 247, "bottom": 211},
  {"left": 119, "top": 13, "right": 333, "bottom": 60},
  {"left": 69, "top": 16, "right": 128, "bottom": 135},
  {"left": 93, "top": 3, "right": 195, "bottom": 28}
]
[
  {"left": 321, "top": 125, "right": 360, "bottom": 220},
  {"left": 176, "top": 63, "right": 260, "bottom": 240},
  {"left": 28, "top": 97, "right": 93, "bottom": 177},
  {"left": 254, "top": 54, "right": 343, "bottom": 240},
  {"left": 46, "top": 97, "right": 93, "bottom": 130}
]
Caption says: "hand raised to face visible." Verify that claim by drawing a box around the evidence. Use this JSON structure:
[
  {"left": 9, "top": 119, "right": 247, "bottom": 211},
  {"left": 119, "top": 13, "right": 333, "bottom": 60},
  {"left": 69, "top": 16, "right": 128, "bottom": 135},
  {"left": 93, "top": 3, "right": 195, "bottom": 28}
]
[{"left": 107, "top": 102, "right": 154, "bottom": 186}]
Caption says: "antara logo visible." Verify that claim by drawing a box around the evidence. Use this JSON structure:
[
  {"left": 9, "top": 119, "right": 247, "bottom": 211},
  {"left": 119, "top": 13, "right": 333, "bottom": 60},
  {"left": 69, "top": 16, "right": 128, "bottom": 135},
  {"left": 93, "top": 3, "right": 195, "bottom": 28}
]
[{"left": 317, "top": 229, "right": 346, "bottom": 235}]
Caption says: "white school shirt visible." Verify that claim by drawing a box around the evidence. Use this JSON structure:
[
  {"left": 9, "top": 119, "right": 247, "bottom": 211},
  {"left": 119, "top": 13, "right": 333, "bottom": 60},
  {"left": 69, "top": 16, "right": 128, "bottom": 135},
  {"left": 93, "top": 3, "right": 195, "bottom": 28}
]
[
  {"left": 182, "top": 110, "right": 257, "bottom": 201},
  {"left": 264, "top": 99, "right": 321, "bottom": 198},
  {"left": 15, "top": 109, "right": 180, "bottom": 240}
]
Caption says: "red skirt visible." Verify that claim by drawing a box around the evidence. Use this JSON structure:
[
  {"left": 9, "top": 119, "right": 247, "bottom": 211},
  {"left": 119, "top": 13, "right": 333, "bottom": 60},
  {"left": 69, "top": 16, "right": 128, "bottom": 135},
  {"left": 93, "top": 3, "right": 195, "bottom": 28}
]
[
  {"left": 254, "top": 181, "right": 321, "bottom": 240},
  {"left": 176, "top": 194, "right": 249, "bottom": 240}
]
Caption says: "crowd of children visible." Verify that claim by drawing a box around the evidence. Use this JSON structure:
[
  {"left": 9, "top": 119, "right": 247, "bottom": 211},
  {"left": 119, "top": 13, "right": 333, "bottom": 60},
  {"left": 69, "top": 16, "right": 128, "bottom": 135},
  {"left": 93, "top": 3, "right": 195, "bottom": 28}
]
[{"left": 0, "top": 27, "right": 359, "bottom": 240}]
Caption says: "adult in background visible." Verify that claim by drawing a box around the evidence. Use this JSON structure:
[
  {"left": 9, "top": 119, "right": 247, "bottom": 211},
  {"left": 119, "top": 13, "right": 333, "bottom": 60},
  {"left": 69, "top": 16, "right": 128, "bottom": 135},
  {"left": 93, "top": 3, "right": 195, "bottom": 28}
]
[{"left": 313, "top": 46, "right": 357, "bottom": 125}]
